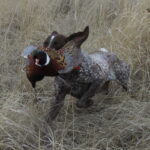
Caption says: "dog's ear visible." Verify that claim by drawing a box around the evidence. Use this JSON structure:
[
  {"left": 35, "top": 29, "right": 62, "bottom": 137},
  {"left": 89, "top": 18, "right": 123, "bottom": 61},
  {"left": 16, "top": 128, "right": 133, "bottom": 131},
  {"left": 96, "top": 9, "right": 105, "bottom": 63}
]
[{"left": 65, "top": 26, "right": 89, "bottom": 47}]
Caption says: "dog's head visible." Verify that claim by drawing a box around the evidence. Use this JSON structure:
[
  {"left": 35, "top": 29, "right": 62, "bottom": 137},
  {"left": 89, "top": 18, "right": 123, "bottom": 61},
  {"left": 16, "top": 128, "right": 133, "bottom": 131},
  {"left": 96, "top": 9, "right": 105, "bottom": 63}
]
[
  {"left": 43, "top": 26, "right": 89, "bottom": 50},
  {"left": 43, "top": 31, "right": 66, "bottom": 50}
]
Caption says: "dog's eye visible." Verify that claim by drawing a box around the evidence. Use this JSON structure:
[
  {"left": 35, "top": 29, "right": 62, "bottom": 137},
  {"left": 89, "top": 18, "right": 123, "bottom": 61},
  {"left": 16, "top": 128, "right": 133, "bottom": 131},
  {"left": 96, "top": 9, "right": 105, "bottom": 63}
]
[
  {"left": 54, "top": 41, "right": 58, "bottom": 45},
  {"left": 44, "top": 41, "right": 49, "bottom": 46}
]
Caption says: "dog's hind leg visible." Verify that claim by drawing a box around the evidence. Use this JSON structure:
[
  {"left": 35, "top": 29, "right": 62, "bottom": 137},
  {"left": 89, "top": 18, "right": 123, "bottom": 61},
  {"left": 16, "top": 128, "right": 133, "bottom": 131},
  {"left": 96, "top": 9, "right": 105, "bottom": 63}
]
[{"left": 113, "top": 60, "right": 131, "bottom": 92}]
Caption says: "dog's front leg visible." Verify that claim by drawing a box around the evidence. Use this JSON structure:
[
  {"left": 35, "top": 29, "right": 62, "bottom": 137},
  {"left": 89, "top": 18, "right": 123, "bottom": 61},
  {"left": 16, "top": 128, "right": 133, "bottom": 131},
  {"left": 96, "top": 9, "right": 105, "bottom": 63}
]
[
  {"left": 47, "top": 77, "right": 70, "bottom": 122},
  {"left": 76, "top": 80, "right": 106, "bottom": 108}
]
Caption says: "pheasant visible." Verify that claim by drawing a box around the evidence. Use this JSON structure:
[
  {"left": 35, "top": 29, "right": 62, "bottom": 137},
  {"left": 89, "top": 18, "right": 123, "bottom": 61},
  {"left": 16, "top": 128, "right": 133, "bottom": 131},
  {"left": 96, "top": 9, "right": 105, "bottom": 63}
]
[
  {"left": 22, "top": 47, "right": 59, "bottom": 88},
  {"left": 21, "top": 27, "right": 89, "bottom": 88}
]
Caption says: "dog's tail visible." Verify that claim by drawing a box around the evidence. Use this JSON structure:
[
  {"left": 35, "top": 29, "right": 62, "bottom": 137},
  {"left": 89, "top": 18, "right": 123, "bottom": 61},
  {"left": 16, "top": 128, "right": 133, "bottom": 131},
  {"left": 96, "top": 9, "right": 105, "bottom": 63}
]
[{"left": 99, "top": 48, "right": 109, "bottom": 52}]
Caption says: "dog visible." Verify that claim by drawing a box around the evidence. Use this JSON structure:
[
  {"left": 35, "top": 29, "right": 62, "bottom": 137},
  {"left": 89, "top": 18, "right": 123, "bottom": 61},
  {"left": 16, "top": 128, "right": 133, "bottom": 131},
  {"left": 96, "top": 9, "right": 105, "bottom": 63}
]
[{"left": 43, "top": 26, "right": 130, "bottom": 121}]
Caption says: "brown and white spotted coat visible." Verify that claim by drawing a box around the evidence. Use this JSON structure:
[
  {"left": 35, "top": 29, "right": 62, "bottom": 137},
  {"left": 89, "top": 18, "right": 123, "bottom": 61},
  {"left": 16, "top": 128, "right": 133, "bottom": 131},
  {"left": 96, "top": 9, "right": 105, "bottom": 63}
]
[{"left": 43, "top": 26, "right": 130, "bottom": 121}]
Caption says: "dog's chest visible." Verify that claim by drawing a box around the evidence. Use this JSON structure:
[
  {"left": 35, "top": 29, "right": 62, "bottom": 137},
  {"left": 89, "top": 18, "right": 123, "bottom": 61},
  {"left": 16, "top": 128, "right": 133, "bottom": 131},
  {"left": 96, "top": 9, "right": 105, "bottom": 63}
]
[{"left": 58, "top": 70, "right": 90, "bottom": 98}]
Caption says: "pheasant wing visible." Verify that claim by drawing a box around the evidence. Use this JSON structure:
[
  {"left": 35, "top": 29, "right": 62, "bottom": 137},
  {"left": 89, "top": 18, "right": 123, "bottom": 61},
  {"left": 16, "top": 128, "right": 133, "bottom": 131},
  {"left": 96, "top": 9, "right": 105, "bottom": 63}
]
[{"left": 58, "top": 42, "right": 82, "bottom": 74}]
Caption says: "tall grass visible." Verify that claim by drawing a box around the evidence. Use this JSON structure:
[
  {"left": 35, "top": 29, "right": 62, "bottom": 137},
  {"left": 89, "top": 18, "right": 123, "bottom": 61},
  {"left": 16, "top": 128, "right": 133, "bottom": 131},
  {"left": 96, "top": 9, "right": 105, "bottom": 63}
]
[{"left": 0, "top": 0, "right": 150, "bottom": 149}]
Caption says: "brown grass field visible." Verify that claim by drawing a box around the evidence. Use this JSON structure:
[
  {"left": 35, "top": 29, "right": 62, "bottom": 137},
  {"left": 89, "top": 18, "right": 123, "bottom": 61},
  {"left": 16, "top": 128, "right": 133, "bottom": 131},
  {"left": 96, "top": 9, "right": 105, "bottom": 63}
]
[{"left": 0, "top": 0, "right": 150, "bottom": 149}]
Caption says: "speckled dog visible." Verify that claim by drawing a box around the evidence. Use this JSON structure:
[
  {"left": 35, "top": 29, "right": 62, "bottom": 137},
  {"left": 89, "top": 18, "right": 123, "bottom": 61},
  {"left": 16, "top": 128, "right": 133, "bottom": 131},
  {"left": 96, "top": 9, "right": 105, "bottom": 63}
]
[{"left": 44, "top": 26, "right": 130, "bottom": 121}]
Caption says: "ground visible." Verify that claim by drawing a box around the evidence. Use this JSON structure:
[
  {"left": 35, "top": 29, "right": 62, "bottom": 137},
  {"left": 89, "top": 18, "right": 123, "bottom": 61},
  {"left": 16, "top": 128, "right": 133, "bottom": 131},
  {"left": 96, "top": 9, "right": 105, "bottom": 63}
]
[{"left": 0, "top": 0, "right": 150, "bottom": 149}]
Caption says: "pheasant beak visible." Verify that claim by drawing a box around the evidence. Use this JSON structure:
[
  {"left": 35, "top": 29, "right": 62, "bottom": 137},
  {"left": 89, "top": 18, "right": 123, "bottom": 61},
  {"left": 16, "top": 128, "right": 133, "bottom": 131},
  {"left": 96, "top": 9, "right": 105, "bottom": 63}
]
[
  {"left": 35, "top": 58, "right": 39, "bottom": 64},
  {"left": 35, "top": 58, "right": 42, "bottom": 67},
  {"left": 34, "top": 53, "right": 50, "bottom": 67}
]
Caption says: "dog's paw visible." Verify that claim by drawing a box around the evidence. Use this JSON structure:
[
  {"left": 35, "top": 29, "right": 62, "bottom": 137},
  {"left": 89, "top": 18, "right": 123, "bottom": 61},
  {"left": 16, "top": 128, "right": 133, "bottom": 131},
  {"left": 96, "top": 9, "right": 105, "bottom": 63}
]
[{"left": 76, "top": 99, "right": 93, "bottom": 108}]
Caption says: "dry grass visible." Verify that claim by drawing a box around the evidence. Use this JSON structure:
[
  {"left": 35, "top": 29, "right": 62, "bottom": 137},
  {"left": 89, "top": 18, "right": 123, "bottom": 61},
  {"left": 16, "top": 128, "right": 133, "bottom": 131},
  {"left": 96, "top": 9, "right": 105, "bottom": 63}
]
[{"left": 0, "top": 0, "right": 150, "bottom": 149}]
